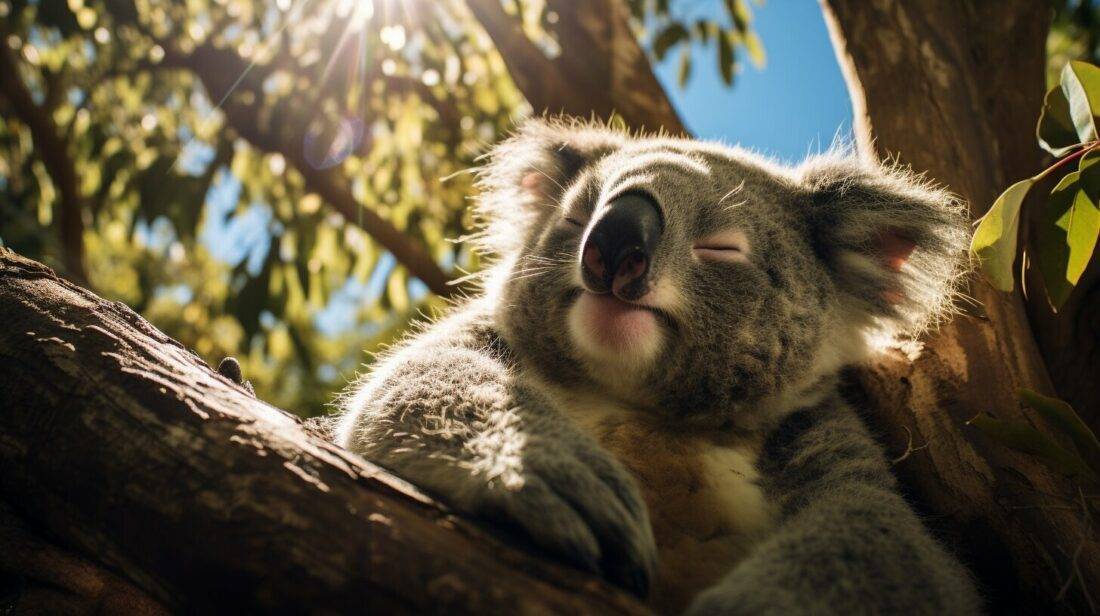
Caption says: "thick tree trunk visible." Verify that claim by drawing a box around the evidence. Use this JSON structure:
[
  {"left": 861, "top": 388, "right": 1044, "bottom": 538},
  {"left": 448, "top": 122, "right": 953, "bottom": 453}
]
[
  {"left": 0, "top": 249, "right": 648, "bottom": 614},
  {"left": 821, "top": 1, "right": 1098, "bottom": 612}
]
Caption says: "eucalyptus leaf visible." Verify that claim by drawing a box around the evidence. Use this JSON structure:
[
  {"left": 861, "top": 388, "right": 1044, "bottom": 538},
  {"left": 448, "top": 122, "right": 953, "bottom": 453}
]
[
  {"left": 387, "top": 267, "right": 410, "bottom": 314},
  {"left": 1060, "top": 61, "right": 1100, "bottom": 144},
  {"left": 678, "top": 45, "right": 693, "bottom": 87},
  {"left": 727, "top": 0, "right": 751, "bottom": 32},
  {"left": 743, "top": 31, "right": 765, "bottom": 69},
  {"left": 694, "top": 19, "right": 717, "bottom": 44},
  {"left": 972, "top": 178, "right": 1035, "bottom": 291},
  {"left": 1037, "top": 83, "right": 1083, "bottom": 157},
  {"left": 652, "top": 22, "right": 689, "bottom": 61},
  {"left": 718, "top": 30, "right": 735, "bottom": 86},
  {"left": 1036, "top": 150, "right": 1100, "bottom": 310},
  {"left": 968, "top": 414, "right": 1098, "bottom": 483},
  {"left": 1018, "top": 388, "right": 1100, "bottom": 475}
]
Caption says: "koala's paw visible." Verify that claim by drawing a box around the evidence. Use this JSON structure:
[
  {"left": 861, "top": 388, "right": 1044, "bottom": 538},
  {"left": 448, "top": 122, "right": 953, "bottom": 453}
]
[
  {"left": 478, "top": 438, "right": 657, "bottom": 597},
  {"left": 217, "top": 357, "right": 255, "bottom": 397}
]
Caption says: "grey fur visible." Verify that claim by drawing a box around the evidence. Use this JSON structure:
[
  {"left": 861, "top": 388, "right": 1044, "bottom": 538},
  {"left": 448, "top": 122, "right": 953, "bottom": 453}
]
[
  {"left": 335, "top": 118, "right": 980, "bottom": 613},
  {"left": 686, "top": 399, "right": 980, "bottom": 615}
]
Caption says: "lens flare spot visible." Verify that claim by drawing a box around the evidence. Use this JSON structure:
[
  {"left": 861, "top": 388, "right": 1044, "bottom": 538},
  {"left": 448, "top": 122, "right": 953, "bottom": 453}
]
[{"left": 303, "top": 116, "right": 364, "bottom": 170}]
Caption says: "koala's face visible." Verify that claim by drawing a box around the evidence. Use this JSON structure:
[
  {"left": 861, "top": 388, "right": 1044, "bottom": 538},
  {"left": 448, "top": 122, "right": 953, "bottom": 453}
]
[{"left": 477, "top": 120, "right": 967, "bottom": 427}]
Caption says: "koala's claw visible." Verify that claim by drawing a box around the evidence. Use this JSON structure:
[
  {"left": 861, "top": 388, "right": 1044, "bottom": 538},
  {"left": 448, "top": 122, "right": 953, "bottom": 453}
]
[
  {"left": 481, "top": 440, "right": 657, "bottom": 597},
  {"left": 217, "top": 356, "right": 255, "bottom": 396}
]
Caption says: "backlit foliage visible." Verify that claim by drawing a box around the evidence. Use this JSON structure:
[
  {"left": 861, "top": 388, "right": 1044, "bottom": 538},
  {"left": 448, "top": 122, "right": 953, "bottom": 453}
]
[{"left": 0, "top": 0, "right": 755, "bottom": 415}]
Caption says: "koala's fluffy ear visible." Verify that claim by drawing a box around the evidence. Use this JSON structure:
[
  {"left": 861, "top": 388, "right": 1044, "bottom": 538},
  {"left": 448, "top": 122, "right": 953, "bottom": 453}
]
[
  {"left": 473, "top": 118, "right": 624, "bottom": 256},
  {"left": 799, "top": 156, "right": 971, "bottom": 335}
]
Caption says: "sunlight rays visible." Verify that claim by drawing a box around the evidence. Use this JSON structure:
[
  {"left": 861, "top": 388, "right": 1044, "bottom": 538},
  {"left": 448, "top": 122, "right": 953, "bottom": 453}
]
[{"left": 171, "top": 0, "right": 420, "bottom": 175}]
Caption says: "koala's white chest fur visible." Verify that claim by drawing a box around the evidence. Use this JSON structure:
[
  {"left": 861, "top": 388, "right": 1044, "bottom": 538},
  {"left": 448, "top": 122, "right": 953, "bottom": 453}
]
[{"left": 543, "top": 384, "right": 776, "bottom": 613}]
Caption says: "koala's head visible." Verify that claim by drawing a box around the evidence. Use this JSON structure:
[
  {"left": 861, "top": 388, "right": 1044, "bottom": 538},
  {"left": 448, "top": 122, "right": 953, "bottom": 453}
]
[{"left": 473, "top": 119, "right": 969, "bottom": 428}]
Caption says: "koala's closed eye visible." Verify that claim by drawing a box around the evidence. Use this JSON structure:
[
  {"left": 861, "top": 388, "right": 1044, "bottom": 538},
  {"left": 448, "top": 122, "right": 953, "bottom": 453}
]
[{"left": 692, "top": 230, "right": 751, "bottom": 264}]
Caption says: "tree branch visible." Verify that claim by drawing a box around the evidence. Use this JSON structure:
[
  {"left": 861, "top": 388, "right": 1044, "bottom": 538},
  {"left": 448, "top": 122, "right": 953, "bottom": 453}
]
[
  {"left": 153, "top": 41, "right": 460, "bottom": 297},
  {"left": 0, "top": 248, "right": 649, "bottom": 614},
  {"left": 0, "top": 502, "right": 168, "bottom": 614},
  {"left": 0, "top": 38, "right": 88, "bottom": 286},
  {"left": 465, "top": 0, "right": 686, "bottom": 134}
]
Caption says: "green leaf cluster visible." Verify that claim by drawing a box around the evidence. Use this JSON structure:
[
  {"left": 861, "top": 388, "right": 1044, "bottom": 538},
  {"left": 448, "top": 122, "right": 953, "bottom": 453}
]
[
  {"left": 972, "top": 61, "right": 1100, "bottom": 311},
  {"left": 629, "top": 0, "right": 765, "bottom": 87},
  {"left": 0, "top": 0, "right": 519, "bottom": 415}
]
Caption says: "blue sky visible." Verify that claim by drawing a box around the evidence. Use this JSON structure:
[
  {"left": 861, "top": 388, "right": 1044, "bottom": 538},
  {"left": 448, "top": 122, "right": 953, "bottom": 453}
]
[{"left": 651, "top": 1, "right": 852, "bottom": 162}]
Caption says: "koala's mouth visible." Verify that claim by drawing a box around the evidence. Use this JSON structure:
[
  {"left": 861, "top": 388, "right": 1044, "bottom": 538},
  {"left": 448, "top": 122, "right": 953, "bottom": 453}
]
[
  {"left": 628, "top": 299, "right": 677, "bottom": 333},
  {"left": 565, "top": 290, "right": 679, "bottom": 366},
  {"left": 563, "top": 287, "right": 677, "bottom": 332},
  {"left": 567, "top": 286, "right": 677, "bottom": 327}
]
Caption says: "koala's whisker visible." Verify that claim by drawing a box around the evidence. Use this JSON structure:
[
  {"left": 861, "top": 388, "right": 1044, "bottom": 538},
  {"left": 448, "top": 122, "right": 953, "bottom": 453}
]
[
  {"left": 505, "top": 265, "right": 559, "bottom": 282},
  {"left": 722, "top": 199, "right": 749, "bottom": 213},
  {"left": 520, "top": 251, "right": 575, "bottom": 267},
  {"left": 514, "top": 259, "right": 560, "bottom": 270},
  {"left": 524, "top": 254, "right": 573, "bottom": 266},
  {"left": 508, "top": 271, "right": 554, "bottom": 283},
  {"left": 515, "top": 264, "right": 560, "bottom": 273},
  {"left": 532, "top": 167, "right": 567, "bottom": 196},
  {"left": 509, "top": 267, "right": 551, "bottom": 278},
  {"left": 718, "top": 180, "right": 747, "bottom": 207}
]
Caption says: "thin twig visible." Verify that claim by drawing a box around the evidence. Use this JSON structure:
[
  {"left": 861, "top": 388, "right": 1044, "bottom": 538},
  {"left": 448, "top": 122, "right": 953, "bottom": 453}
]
[{"left": 891, "top": 426, "right": 930, "bottom": 464}]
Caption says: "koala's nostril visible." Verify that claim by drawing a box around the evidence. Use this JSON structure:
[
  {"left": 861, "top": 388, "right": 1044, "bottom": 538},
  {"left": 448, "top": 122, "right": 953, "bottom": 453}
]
[
  {"left": 582, "top": 243, "right": 607, "bottom": 282},
  {"left": 579, "top": 192, "right": 663, "bottom": 295},
  {"left": 611, "top": 251, "right": 648, "bottom": 296}
]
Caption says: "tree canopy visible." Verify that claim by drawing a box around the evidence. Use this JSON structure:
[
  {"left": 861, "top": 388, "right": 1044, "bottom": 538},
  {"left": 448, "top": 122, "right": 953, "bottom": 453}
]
[{"left": 0, "top": 0, "right": 762, "bottom": 414}]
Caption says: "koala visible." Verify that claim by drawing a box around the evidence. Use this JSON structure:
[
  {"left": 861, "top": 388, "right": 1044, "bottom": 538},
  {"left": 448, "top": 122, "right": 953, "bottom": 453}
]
[{"left": 334, "top": 118, "right": 981, "bottom": 614}]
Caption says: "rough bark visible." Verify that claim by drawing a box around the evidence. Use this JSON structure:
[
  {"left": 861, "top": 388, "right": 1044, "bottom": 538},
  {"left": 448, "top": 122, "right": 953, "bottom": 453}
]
[
  {"left": 0, "top": 249, "right": 648, "bottom": 614},
  {"left": 0, "top": 502, "right": 168, "bottom": 615},
  {"left": 466, "top": 0, "right": 686, "bottom": 134},
  {"left": 821, "top": 1, "right": 1099, "bottom": 612}
]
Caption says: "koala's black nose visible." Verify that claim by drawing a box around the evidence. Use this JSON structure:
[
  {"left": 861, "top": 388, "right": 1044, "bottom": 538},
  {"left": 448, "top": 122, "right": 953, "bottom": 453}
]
[{"left": 581, "top": 192, "right": 663, "bottom": 299}]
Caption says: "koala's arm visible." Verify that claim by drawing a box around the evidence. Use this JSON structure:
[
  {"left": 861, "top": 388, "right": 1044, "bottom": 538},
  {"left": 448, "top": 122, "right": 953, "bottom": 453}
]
[
  {"left": 689, "top": 399, "right": 981, "bottom": 616},
  {"left": 333, "top": 303, "right": 656, "bottom": 593}
]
